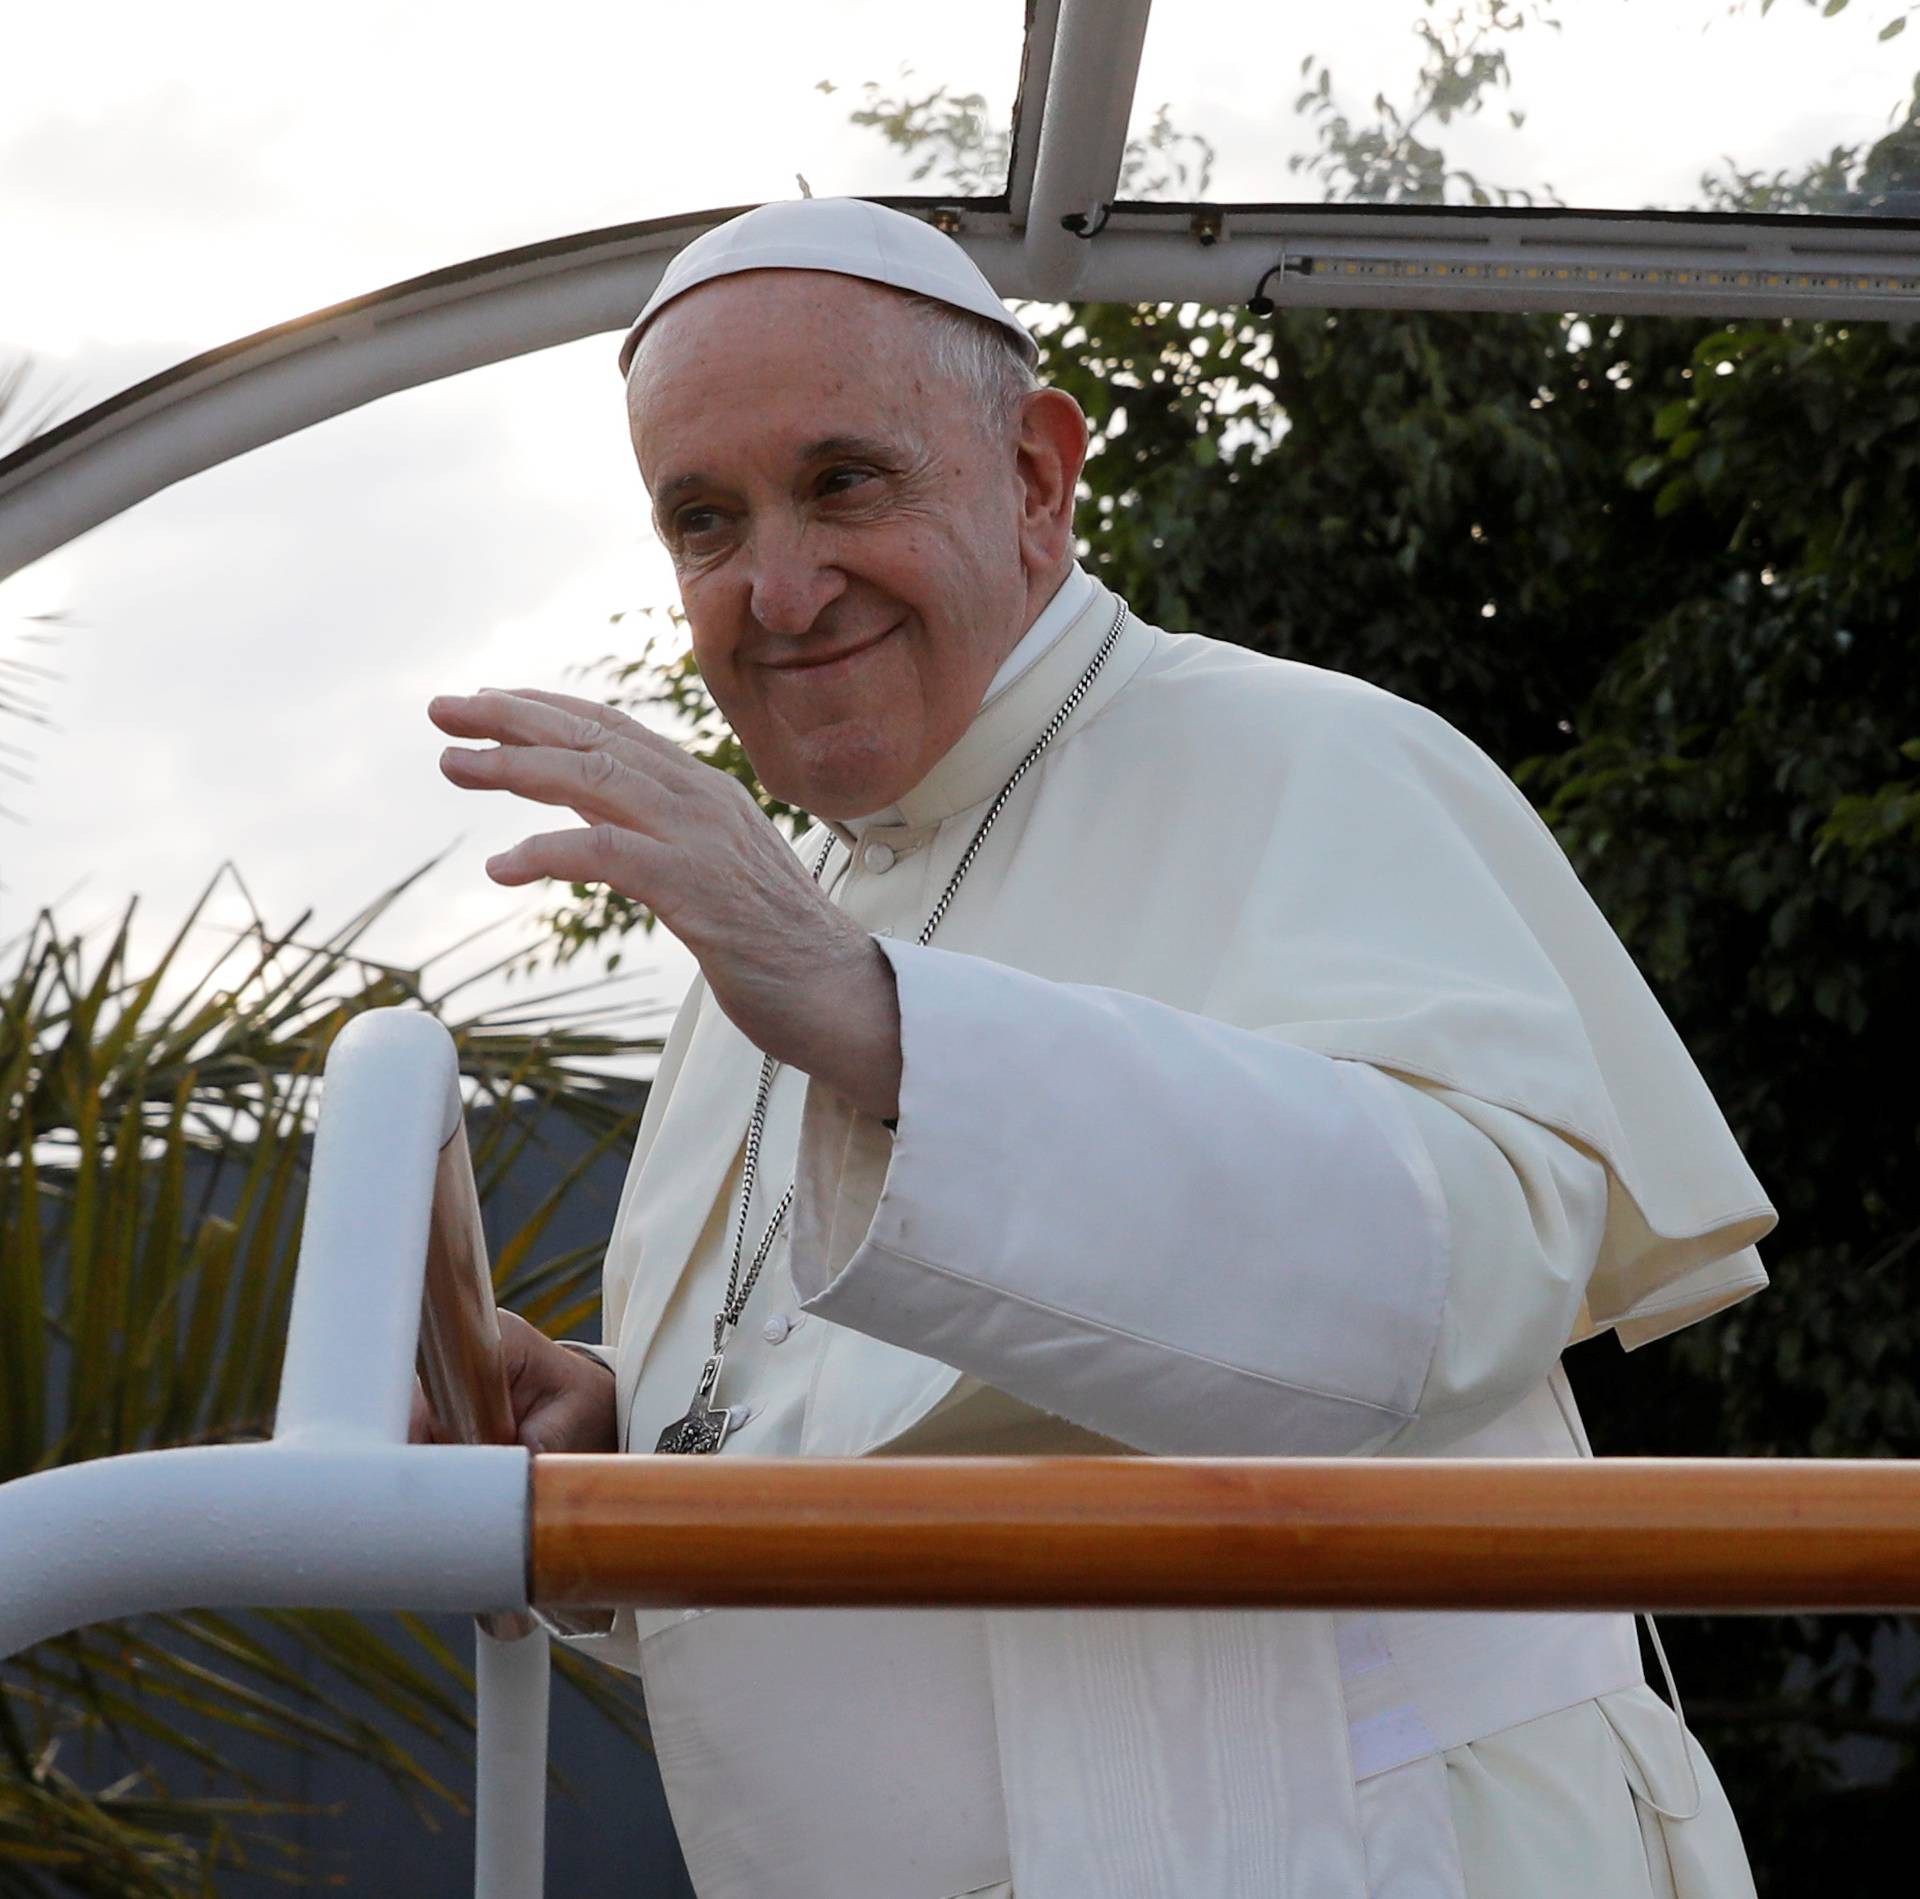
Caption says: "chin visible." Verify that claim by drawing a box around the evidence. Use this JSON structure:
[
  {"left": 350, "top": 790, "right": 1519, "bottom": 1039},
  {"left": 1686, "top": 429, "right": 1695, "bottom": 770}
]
[{"left": 756, "top": 726, "right": 918, "bottom": 821}]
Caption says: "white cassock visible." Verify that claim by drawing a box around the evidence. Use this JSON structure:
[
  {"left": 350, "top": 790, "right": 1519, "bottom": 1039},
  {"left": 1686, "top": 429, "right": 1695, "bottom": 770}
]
[{"left": 565, "top": 566, "right": 1775, "bottom": 1899}]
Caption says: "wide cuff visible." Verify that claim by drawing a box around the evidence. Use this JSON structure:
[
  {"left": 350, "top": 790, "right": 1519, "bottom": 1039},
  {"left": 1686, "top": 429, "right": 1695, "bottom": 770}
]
[{"left": 792, "top": 939, "right": 1450, "bottom": 1456}]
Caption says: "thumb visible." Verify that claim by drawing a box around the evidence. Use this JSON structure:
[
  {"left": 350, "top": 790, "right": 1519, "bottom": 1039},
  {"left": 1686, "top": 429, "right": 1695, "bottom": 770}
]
[{"left": 516, "top": 1386, "right": 575, "bottom": 1457}]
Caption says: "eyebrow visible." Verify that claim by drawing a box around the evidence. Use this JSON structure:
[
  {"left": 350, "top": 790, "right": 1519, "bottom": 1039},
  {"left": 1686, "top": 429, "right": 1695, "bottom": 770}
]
[{"left": 654, "top": 435, "right": 899, "bottom": 510}]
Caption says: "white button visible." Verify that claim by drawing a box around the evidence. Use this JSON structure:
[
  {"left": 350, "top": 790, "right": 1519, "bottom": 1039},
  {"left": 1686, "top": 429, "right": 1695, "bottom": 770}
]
[
  {"left": 862, "top": 842, "right": 896, "bottom": 873},
  {"left": 761, "top": 1314, "right": 793, "bottom": 1345}
]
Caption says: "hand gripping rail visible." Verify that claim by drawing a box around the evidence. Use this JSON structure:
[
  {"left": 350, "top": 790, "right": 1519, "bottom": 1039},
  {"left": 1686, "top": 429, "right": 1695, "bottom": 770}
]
[{"left": 5, "top": 1008, "right": 1920, "bottom": 1899}]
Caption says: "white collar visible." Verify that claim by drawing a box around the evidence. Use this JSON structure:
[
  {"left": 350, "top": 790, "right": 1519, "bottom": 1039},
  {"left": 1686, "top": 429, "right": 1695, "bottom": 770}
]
[
  {"left": 981, "top": 563, "right": 1095, "bottom": 706},
  {"left": 843, "top": 565, "right": 1094, "bottom": 838}
]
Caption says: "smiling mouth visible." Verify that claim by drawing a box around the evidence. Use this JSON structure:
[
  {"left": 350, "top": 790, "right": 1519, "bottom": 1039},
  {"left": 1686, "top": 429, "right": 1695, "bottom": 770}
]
[{"left": 762, "top": 622, "right": 901, "bottom": 673}]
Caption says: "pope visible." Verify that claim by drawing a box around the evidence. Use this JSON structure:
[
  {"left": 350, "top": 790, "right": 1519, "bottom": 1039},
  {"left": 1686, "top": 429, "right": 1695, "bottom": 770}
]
[{"left": 424, "top": 197, "right": 1774, "bottom": 1898}]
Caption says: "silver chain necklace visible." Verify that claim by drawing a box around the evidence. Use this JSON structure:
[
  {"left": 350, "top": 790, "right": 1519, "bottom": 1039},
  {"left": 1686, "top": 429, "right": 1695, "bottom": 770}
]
[{"left": 655, "top": 599, "right": 1129, "bottom": 1454}]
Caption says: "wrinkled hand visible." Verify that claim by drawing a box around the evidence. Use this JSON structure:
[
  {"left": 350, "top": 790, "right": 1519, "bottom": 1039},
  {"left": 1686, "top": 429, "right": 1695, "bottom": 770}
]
[
  {"left": 409, "top": 1309, "right": 618, "bottom": 1455},
  {"left": 428, "top": 687, "right": 901, "bottom": 1119}
]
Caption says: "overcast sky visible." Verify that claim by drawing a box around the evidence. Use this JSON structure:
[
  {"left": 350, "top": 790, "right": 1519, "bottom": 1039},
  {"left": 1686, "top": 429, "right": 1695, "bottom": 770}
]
[{"left": 1, "top": 0, "right": 1904, "bottom": 1033}]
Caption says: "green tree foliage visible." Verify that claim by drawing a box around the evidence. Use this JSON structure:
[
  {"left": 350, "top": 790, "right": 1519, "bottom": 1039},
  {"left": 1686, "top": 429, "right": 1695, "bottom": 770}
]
[
  {"left": 1290, "top": 0, "right": 1562, "bottom": 207},
  {"left": 0, "top": 868, "right": 651, "bottom": 1893}
]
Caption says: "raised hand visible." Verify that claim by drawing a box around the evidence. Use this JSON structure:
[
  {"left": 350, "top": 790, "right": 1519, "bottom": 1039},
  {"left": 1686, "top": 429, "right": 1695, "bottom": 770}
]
[{"left": 428, "top": 687, "right": 901, "bottom": 1120}]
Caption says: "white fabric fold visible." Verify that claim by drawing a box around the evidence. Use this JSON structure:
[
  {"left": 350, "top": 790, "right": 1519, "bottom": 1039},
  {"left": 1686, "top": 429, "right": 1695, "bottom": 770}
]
[
  {"left": 793, "top": 941, "right": 1450, "bottom": 1454},
  {"left": 639, "top": 1609, "right": 1011, "bottom": 1899},
  {"left": 984, "top": 1608, "right": 1372, "bottom": 1899}
]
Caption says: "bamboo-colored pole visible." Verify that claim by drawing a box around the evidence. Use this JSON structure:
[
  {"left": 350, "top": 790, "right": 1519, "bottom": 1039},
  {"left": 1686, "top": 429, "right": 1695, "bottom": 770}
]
[
  {"left": 530, "top": 1454, "right": 1920, "bottom": 1614},
  {"left": 416, "top": 1120, "right": 615, "bottom": 1643},
  {"left": 418, "top": 1121, "right": 517, "bottom": 1450},
  {"left": 416, "top": 1120, "right": 536, "bottom": 1644}
]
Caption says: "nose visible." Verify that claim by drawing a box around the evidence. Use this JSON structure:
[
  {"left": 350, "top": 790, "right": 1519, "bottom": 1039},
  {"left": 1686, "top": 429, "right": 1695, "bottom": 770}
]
[{"left": 747, "top": 520, "right": 847, "bottom": 639}]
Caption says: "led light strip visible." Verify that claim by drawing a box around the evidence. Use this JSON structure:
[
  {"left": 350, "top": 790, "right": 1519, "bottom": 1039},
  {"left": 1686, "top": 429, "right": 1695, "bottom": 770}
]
[{"left": 1297, "top": 255, "right": 1920, "bottom": 297}]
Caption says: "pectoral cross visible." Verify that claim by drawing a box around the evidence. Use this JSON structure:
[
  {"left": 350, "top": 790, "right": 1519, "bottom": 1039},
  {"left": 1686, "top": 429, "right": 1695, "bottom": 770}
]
[{"left": 655, "top": 1352, "right": 735, "bottom": 1456}]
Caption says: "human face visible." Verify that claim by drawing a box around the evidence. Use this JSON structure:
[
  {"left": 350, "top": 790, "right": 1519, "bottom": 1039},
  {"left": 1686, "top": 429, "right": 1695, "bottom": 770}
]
[{"left": 626, "top": 271, "right": 1034, "bottom": 818}]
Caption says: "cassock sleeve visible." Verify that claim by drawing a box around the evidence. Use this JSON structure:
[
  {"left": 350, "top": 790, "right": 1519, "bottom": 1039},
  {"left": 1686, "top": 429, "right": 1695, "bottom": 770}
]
[{"left": 791, "top": 938, "right": 1608, "bottom": 1457}]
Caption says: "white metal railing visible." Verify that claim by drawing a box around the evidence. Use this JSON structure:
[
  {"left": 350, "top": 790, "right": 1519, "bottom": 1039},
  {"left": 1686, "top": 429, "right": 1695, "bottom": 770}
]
[
  {"left": 0, "top": 1011, "right": 540, "bottom": 1895},
  {"left": 6, "top": 1007, "right": 1920, "bottom": 1898}
]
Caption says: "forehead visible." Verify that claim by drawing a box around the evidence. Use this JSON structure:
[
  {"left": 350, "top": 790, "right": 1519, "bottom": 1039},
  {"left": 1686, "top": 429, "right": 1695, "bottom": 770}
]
[{"left": 626, "top": 271, "right": 942, "bottom": 472}]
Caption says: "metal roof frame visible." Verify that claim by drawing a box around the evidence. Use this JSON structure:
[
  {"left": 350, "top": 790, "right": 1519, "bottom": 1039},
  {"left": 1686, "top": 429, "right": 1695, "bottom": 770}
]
[{"left": 3, "top": 0, "right": 1916, "bottom": 585}]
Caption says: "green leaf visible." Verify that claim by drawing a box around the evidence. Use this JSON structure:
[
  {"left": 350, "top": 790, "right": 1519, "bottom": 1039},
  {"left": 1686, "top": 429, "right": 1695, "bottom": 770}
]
[
  {"left": 3, "top": 866, "right": 653, "bottom": 1889},
  {"left": 1653, "top": 398, "right": 1695, "bottom": 442},
  {"left": 1653, "top": 473, "right": 1694, "bottom": 517}
]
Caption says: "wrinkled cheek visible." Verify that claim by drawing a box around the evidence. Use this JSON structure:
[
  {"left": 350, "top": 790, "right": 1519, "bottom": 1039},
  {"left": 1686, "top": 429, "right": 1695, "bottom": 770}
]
[
  {"left": 681, "top": 668, "right": 736, "bottom": 747},
  {"left": 680, "top": 573, "right": 746, "bottom": 679}
]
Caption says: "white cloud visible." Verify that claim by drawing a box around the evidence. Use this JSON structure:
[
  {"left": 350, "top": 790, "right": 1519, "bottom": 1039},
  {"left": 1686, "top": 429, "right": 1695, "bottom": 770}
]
[
  {"left": 2, "top": 0, "right": 1027, "bottom": 352},
  {"left": 1, "top": 84, "right": 289, "bottom": 224},
  {"left": 0, "top": 338, "right": 666, "bottom": 986}
]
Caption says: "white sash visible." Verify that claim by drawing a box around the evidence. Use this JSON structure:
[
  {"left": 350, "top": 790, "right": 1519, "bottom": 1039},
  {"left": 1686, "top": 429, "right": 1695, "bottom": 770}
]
[{"left": 640, "top": 1599, "right": 1643, "bottom": 1898}]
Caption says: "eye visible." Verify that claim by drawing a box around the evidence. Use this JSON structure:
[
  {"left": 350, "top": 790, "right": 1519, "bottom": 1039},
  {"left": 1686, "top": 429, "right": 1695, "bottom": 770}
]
[
  {"left": 672, "top": 505, "right": 725, "bottom": 541},
  {"left": 819, "top": 465, "right": 875, "bottom": 497}
]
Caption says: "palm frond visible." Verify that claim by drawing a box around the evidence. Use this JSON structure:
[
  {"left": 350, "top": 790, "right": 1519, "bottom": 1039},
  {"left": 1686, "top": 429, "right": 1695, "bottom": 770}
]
[{"left": 2, "top": 863, "right": 658, "bottom": 1891}]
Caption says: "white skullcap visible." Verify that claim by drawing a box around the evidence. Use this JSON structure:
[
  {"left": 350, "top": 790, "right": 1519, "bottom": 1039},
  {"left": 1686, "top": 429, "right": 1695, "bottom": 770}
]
[{"left": 616, "top": 197, "right": 1038, "bottom": 377}]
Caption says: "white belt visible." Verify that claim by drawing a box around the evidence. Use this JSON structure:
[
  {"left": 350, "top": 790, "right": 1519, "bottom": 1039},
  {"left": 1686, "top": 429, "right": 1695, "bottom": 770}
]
[
  {"left": 1334, "top": 1368, "right": 1656, "bottom": 1780},
  {"left": 1338, "top": 1606, "right": 1646, "bottom": 1779}
]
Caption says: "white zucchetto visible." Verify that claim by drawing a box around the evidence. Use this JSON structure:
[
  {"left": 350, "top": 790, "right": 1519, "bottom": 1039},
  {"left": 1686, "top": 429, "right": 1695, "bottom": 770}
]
[{"left": 617, "top": 197, "right": 1038, "bottom": 376}]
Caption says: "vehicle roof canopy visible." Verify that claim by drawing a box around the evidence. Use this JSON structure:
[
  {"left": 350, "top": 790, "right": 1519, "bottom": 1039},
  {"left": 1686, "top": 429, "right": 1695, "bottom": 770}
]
[{"left": 3, "top": 0, "right": 1913, "bottom": 581}]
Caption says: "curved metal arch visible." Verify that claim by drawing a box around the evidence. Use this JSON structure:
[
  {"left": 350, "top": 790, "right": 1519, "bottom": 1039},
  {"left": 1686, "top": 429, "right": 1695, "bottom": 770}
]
[
  {"left": 0, "top": 200, "right": 843, "bottom": 584},
  {"left": 0, "top": 0, "right": 1101, "bottom": 588},
  {"left": 3, "top": 0, "right": 1918, "bottom": 587}
]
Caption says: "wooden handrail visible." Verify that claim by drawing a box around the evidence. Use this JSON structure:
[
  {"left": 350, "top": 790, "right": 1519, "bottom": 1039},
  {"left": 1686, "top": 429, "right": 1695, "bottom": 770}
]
[
  {"left": 406, "top": 1110, "right": 1918, "bottom": 1620},
  {"left": 529, "top": 1454, "right": 1920, "bottom": 1613}
]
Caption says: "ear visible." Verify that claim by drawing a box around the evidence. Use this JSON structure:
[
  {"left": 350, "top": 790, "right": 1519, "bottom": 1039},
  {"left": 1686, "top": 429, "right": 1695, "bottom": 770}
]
[{"left": 1013, "top": 387, "right": 1089, "bottom": 581}]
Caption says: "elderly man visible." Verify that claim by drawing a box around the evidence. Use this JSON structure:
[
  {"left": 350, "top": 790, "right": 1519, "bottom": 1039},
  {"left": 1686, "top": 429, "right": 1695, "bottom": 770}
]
[{"left": 426, "top": 198, "right": 1772, "bottom": 1899}]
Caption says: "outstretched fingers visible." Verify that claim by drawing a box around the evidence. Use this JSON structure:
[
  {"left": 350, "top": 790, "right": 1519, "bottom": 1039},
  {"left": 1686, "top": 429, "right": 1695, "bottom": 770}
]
[
  {"left": 438, "top": 734, "right": 666, "bottom": 822},
  {"left": 429, "top": 686, "right": 682, "bottom": 766},
  {"left": 485, "top": 822, "right": 670, "bottom": 893},
  {"left": 504, "top": 686, "right": 670, "bottom": 751},
  {"left": 430, "top": 682, "right": 766, "bottom": 922}
]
